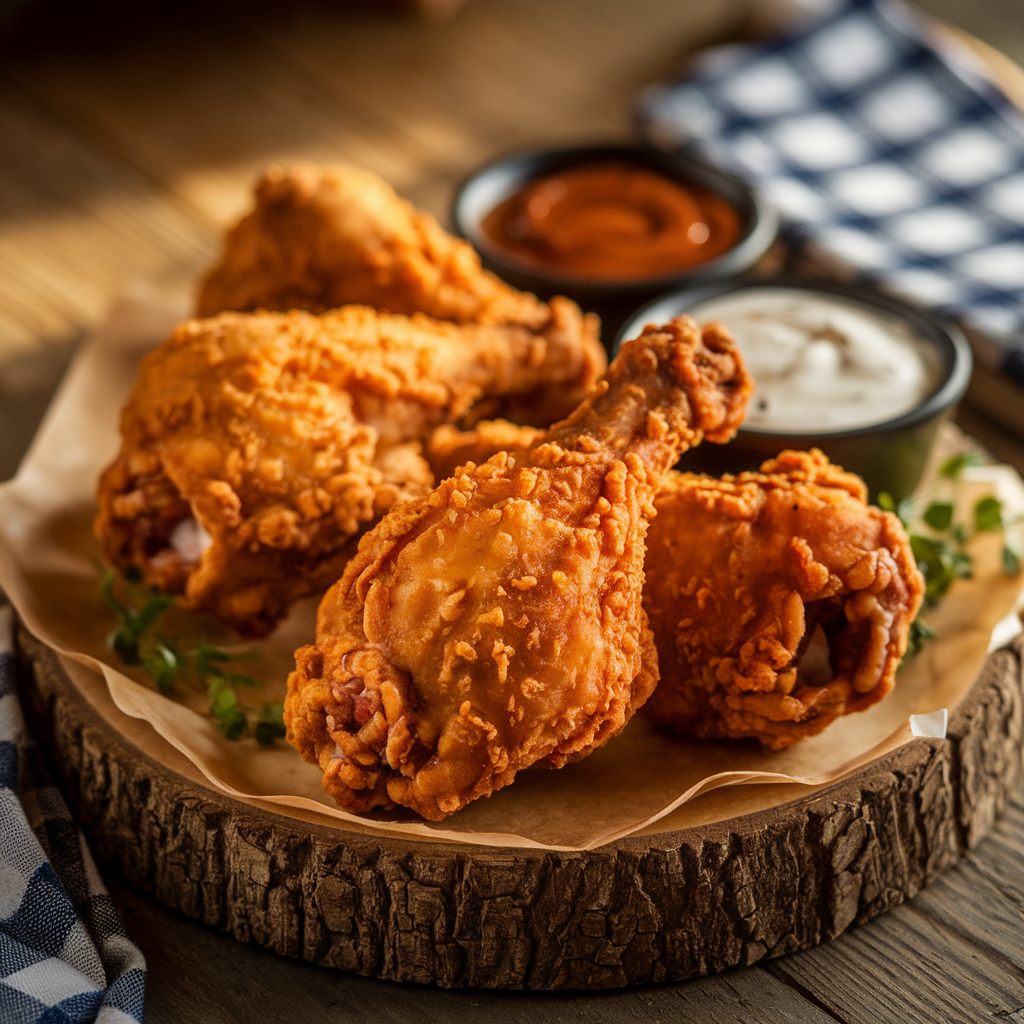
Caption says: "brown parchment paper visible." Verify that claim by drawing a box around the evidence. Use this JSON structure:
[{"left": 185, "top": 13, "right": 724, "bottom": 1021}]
[{"left": 1, "top": 283, "right": 1022, "bottom": 851}]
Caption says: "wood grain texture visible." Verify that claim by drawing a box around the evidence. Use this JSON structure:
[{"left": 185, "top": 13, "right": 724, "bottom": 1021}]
[
  {"left": 14, "top": 623, "right": 1024, "bottom": 990},
  {"left": 0, "top": 95, "right": 211, "bottom": 362},
  {"left": 1, "top": 0, "right": 735, "bottom": 229},
  {"left": 770, "top": 898, "right": 1024, "bottom": 1023},
  {"left": 3, "top": 0, "right": 1024, "bottom": 1010}
]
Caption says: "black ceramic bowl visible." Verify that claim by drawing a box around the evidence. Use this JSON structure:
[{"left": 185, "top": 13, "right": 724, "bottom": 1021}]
[
  {"left": 616, "top": 277, "right": 973, "bottom": 502},
  {"left": 452, "top": 143, "right": 778, "bottom": 350}
]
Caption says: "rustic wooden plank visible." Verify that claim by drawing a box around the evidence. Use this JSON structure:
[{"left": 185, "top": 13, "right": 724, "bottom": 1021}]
[
  {"left": 262, "top": 0, "right": 736, "bottom": 178},
  {"left": 669, "top": 967, "right": 839, "bottom": 1023},
  {"left": 955, "top": 795, "right": 1024, "bottom": 913},
  {"left": 1, "top": 17, "right": 475, "bottom": 227},
  {"left": 2, "top": 0, "right": 735, "bottom": 228},
  {"left": 911, "top": 841, "right": 1024, "bottom": 974},
  {"left": 0, "top": 93, "right": 211, "bottom": 361},
  {"left": 770, "top": 900, "right": 1024, "bottom": 1023}
]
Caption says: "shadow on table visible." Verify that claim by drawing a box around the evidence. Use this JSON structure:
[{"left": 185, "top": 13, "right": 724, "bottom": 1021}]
[{"left": 0, "top": 0, "right": 462, "bottom": 52}]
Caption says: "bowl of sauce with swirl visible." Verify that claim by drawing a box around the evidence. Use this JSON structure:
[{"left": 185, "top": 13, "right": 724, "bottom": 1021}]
[
  {"left": 453, "top": 144, "right": 777, "bottom": 349},
  {"left": 616, "top": 278, "right": 973, "bottom": 502}
]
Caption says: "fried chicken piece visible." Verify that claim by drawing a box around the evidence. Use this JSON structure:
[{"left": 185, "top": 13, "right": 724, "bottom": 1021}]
[
  {"left": 426, "top": 430, "right": 924, "bottom": 750},
  {"left": 286, "top": 317, "right": 753, "bottom": 819},
  {"left": 196, "top": 165, "right": 606, "bottom": 427},
  {"left": 97, "top": 304, "right": 606, "bottom": 637},
  {"left": 197, "top": 165, "right": 551, "bottom": 326},
  {"left": 425, "top": 419, "right": 543, "bottom": 482},
  {"left": 642, "top": 450, "right": 924, "bottom": 750}
]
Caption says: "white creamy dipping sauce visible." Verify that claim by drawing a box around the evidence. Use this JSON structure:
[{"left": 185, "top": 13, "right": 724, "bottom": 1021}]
[{"left": 687, "top": 288, "right": 939, "bottom": 433}]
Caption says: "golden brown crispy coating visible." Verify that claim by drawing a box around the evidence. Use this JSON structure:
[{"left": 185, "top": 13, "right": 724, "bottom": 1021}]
[
  {"left": 197, "top": 164, "right": 548, "bottom": 326},
  {"left": 97, "top": 304, "right": 607, "bottom": 637},
  {"left": 286, "top": 317, "right": 753, "bottom": 819},
  {"left": 196, "top": 165, "right": 607, "bottom": 428},
  {"left": 425, "top": 419, "right": 543, "bottom": 482},
  {"left": 642, "top": 450, "right": 924, "bottom": 750}
]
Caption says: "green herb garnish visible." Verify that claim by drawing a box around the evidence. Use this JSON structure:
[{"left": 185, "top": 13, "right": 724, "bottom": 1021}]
[
  {"left": 904, "top": 618, "right": 936, "bottom": 661},
  {"left": 99, "top": 568, "right": 283, "bottom": 743},
  {"left": 881, "top": 451, "right": 1022, "bottom": 663}
]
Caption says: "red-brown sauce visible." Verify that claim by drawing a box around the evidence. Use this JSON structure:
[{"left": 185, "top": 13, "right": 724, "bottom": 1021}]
[{"left": 479, "top": 161, "right": 743, "bottom": 281}]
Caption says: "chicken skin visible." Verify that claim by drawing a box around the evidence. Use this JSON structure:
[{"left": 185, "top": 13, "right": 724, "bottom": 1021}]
[
  {"left": 197, "top": 164, "right": 554, "bottom": 327},
  {"left": 642, "top": 450, "right": 924, "bottom": 749},
  {"left": 285, "top": 317, "right": 753, "bottom": 820},
  {"left": 196, "top": 165, "right": 606, "bottom": 427},
  {"left": 426, "top": 433, "right": 924, "bottom": 750},
  {"left": 425, "top": 418, "right": 544, "bottom": 482},
  {"left": 97, "top": 303, "right": 606, "bottom": 637}
]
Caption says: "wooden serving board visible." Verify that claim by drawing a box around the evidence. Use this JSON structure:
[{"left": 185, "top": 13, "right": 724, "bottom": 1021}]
[{"left": 14, "top": 619, "right": 1024, "bottom": 990}]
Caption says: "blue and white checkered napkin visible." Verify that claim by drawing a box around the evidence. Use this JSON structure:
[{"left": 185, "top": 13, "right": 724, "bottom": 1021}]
[
  {"left": 637, "top": 0, "right": 1024, "bottom": 378},
  {"left": 0, "top": 606, "right": 146, "bottom": 1024}
]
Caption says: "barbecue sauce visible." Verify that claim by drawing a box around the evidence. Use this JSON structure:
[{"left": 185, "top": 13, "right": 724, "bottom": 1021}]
[{"left": 480, "top": 161, "right": 743, "bottom": 281}]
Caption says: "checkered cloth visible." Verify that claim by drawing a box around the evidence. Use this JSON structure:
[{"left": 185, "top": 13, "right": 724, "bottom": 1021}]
[
  {"left": 0, "top": 605, "right": 146, "bottom": 1024},
  {"left": 637, "top": 0, "right": 1024, "bottom": 379}
]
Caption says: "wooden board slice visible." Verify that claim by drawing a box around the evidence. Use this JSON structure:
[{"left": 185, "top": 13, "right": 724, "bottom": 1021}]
[{"left": 14, "top": 621, "right": 1024, "bottom": 990}]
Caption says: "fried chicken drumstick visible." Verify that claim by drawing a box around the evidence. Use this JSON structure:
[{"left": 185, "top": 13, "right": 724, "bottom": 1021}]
[
  {"left": 196, "top": 164, "right": 605, "bottom": 426},
  {"left": 642, "top": 450, "right": 924, "bottom": 749},
  {"left": 197, "top": 164, "right": 551, "bottom": 326},
  {"left": 96, "top": 303, "right": 604, "bottom": 637},
  {"left": 425, "top": 431, "right": 923, "bottom": 749},
  {"left": 425, "top": 418, "right": 544, "bottom": 482},
  {"left": 285, "top": 317, "right": 753, "bottom": 820}
]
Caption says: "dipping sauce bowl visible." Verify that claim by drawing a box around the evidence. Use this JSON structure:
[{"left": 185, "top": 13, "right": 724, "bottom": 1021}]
[
  {"left": 453, "top": 143, "right": 778, "bottom": 350},
  {"left": 616, "top": 278, "right": 973, "bottom": 502}
]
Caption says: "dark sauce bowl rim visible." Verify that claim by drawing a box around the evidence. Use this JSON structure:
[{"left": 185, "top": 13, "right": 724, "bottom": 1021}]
[
  {"left": 451, "top": 142, "right": 779, "bottom": 295},
  {"left": 616, "top": 275, "right": 973, "bottom": 441}
]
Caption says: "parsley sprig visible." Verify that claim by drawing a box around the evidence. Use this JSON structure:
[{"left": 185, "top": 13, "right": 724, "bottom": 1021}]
[
  {"left": 879, "top": 451, "right": 1022, "bottom": 660},
  {"left": 99, "top": 568, "right": 286, "bottom": 744}
]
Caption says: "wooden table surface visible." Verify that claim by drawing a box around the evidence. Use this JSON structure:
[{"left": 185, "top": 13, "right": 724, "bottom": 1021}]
[{"left": 2, "top": 0, "right": 1024, "bottom": 1019}]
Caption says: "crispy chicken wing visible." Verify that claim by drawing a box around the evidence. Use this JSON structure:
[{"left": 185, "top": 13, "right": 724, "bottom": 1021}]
[
  {"left": 286, "top": 317, "right": 753, "bottom": 819},
  {"left": 642, "top": 450, "right": 924, "bottom": 749},
  {"left": 196, "top": 165, "right": 606, "bottom": 427},
  {"left": 97, "top": 304, "right": 605, "bottom": 637}
]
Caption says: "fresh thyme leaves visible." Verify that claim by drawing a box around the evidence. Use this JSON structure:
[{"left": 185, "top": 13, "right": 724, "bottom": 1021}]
[
  {"left": 879, "top": 451, "right": 1023, "bottom": 662},
  {"left": 974, "top": 495, "right": 1003, "bottom": 532},
  {"left": 922, "top": 501, "right": 953, "bottom": 532},
  {"left": 1005, "top": 545, "right": 1023, "bottom": 577},
  {"left": 904, "top": 618, "right": 936, "bottom": 661},
  {"left": 937, "top": 451, "right": 985, "bottom": 480},
  {"left": 100, "top": 568, "right": 175, "bottom": 667},
  {"left": 877, "top": 490, "right": 916, "bottom": 529},
  {"left": 255, "top": 702, "right": 288, "bottom": 745},
  {"left": 99, "top": 568, "right": 284, "bottom": 743}
]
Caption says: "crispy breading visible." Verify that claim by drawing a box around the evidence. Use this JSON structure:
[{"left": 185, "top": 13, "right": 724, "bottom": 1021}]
[
  {"left": 286, "top": 317, "right": 753, "bottom": 819},
  {"left": 197, "top": 164, "right": 554, "bottom": 327},
  {"left": 96, "top": 303, "right": 608, "bottom": 636},
  {"left": 425, "top": 419, "right": 543, "bottom": 482},
  {"left": 196, "top": 165, "right": 607, "bottom": 428},
  {"left": 642, "top": 450, "right": 924, "bottom": 749}
]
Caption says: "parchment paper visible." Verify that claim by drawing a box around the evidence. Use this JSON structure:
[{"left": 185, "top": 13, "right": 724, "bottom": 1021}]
[{"left": 1, "top": 283, "right": 1021, "bottom": 851}]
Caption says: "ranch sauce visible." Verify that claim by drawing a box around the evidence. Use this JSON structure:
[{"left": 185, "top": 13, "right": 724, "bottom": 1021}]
[{"left": 687, "top": 288, "right": 938, "bottom": 433}]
